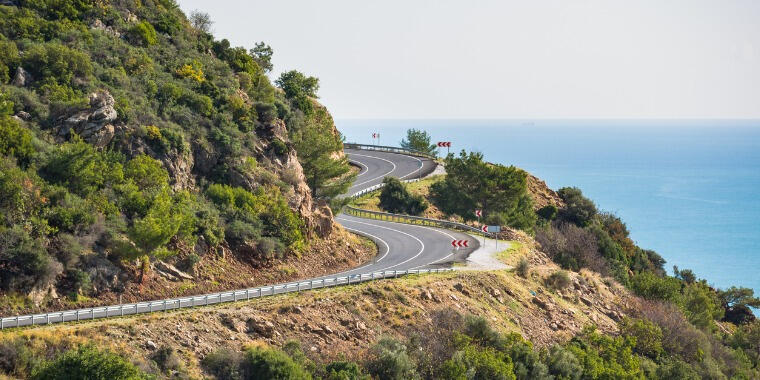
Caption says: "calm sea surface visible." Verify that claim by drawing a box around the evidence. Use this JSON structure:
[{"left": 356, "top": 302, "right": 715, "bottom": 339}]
[{"left": 337, "top": 119, "right": 760, "bottom": 292}]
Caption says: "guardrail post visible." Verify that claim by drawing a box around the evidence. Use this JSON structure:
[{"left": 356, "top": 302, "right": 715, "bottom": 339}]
[
  {"left": 204, "top": 295, "right": 208, "bottom": 306},
  {"left": 76, "top": 310, "right": 80, "bottom": 321},
  {"left": 1, "top": 319, "right": 3, "bottom": 329},
  {"left": 15, "top": 317, "right": 19, "bottom": 328},
  {"left": 149, "top": 303, "right": 153, "bottom": 313},
  {"left": 120, "top": 305, "right": 124, "bottom": 316}
]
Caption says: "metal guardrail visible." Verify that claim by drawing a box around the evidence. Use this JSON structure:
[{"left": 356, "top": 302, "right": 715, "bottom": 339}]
[
  {"left": 344, "top": 206, "right": 495, "bottom": 239},
  {"left": 0, "top": 268, "right": 452, "bottom": 329},
  {"left": 344, "top": 143, "right": 438, "bottom": 160}
]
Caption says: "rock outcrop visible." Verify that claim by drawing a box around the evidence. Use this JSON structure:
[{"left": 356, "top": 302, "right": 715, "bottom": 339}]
[
  {"left": 56, "top": 91, "right": 119, "bottom": 147},
  {"left": 90, "top": 19, "right": 121, "bottom": 37},
  {"left": 526, "top": 172, "right": 564, "bottom": 209},
  {"left": 11, "top": 66, "right": 31, "bottom": 87}
]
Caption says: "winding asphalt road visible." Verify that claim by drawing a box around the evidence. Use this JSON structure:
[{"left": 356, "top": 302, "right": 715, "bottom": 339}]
[
  {"left": 333, "top": 148, "right": 478, "bottom": 275},
  {"left": 0, "top": 148, "right": 477, "bottom": 328}
]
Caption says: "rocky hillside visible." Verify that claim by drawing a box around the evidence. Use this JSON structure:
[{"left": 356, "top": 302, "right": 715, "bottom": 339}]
[
  {"left": 0, "top": 0, "right": 356, "bottom": 314},
  {"left": 0, "top": 240, "right": 635, "bottom": 378}
]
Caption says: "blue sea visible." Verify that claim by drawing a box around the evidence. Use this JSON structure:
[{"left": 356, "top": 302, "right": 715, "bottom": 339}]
[{"left": 337, "top": 119, "right": 760, "bottom": 293}]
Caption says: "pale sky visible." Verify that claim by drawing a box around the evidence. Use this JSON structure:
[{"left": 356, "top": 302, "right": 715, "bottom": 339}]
[{"left": 177, "top": 0, "right": 760, "bottom": 119}]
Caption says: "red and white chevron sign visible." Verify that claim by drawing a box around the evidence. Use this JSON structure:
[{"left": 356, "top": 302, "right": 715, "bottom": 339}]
[
  {"left": 437, "top": 141, "right": 452, "bottom": 147},
  {"left": 372, "top": 133, "right": 378, "bottom": 138},
  {"left": 451, "top": 239, "right": 469, "bottom": 248},
  {"left": 475, "top": 209, "right": 482, "bottom": 217}
]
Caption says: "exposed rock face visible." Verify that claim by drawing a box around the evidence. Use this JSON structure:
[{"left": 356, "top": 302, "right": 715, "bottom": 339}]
[
  {"left": 11, "top": 66, "right": 31, "bottom": 87},
  {"left": 27, "top": 284, "right": 59, "bottom": 306},
  {"left": 57, "top": 91, "right": 118, "bottom": 147},
  {"left": 526, "top": 173, "right": 564, "bottom": 210},
  {"left": 90, "top": 19, "right": 121, "bottom": 37},
  {"left": 15, "top": 111, "right": 31, "bottom": 121}
]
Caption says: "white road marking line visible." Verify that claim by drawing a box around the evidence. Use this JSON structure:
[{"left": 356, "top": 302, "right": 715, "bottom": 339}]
[
  {"left": 348, "top": 153, "right": 397, "bottom": 188},
  {"left": 350, "top": 159, "right": 370, "bottom": 177},
  {"left": 338, "top": 217, "right": 426, "bottom": 272},
  {"left": 340, "top": 226, "right": 390, "bottom": 264},
  {"left": 398, "top": 155, "right": 425, "bottom": 180}
]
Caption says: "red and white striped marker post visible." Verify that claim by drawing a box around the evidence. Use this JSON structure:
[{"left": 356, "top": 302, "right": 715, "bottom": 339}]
[
  {"left": 372, "top": 133, "right": 380, "bottom": 145},
  {"left": 451, "top": 240, "right": 469, "bottom": 249}
]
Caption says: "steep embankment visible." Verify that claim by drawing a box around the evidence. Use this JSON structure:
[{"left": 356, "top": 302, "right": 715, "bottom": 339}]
[{"left": 0, "top": 237, "right": 633, "bottom": 377}]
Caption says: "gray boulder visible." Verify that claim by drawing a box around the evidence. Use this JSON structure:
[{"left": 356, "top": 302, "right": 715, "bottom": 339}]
[{"left": 57, "top": 91, "right": 118, "bottom": 147}]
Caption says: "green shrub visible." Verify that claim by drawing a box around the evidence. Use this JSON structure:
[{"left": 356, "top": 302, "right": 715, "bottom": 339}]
[
  {"left": 556, "top": 187, "right": 597, "bottom": 227},
  {"left": 128, "top": 21, "right": 158, "bottom": 46},
  {"left": 515, "top": 257, "right": 530, "bottom": 278},
  {"left": 0, "top": 40, "right": 19, "bottom": 83},
  {"left": 546, "top": 346, "right": 583, "bottom": 380},
  {"left": 565, "top": 327, "right": 644, "bottom": 379},
  {"left": 546, "top": 270, "right": 571, "bottom": 290},
  {"left": 124, "top": 154, "right": 169, "bottom": 192},
  {"left": 22, "top": 42, "right": 92, "bottom": 88},
  {"left": 271, "top": 138, "right": 288, "bottom": 155},
  {"left": 0, "top": 226, "right": 55, "bottom": 291},
  {"left": 241, "top": 346, "right": 311, "bottom": 380},
  {"left": 202, "top": 349, "right": 243, "bottom": 380},
  {"left": 379, "top": 177, "right": 428, "bottom": 216},
  {"left": 0, "top": 116, "right": 35, "bottom": 167},
  {"left": 630, "top": 271, "right": 681, "bottom": 302},
  {"left": 655, "top": 359, "right": 701, "bottom": 380},
  {"left": 536, "top": 205, "right": 558, "bottom": 221},
  {"left": 31, "top": 345, "right": 146, "bottom": 380},
  {"left": 619, "top": 317, "right": 663, "bottom": 360},
  {"left": 64, "top": 269, "right": 90, "bottom": 299},
  {"left": 365, "top": 337, "right": 418, "bottom": 380},
  {"left": 41, "top": 137, "right": 125, "bottom": 196},
  {"left": 276, "top": 70, "right": 319, "bottom": 99},
  {"left": 324, "top": 360, "right": 368, "bottom": 380},
  {"left": 441, "top": 345, "right": 515, "bottom": 380},
  {"left": 151, "top": 345, "right": 182, "bottom": 373},
  {"left": 152, "top": 12, "right": 183, "bottom": 36}
]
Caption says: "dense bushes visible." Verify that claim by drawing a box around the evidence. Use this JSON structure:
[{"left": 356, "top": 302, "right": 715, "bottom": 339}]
[
  {"left": 378, "top": 177, "right": 427, "bottom": 215},
  {"left": 202, "top": 345, "right": 311, "bottom": 380},
  {"left": 431, "top": 150, "right": 536, "bottom": 231},
  {"left": 206, "top": 183, "right": 304, "bottom": 253},
  {"left": 32, "top": 345, "right": 147, "bottom": 380},
  {"left": 556, "top": 187, "right": 597, "bottom": 227},
  {"left": 127, "top": 21, "right": 158, "bottom": 46},
  {"left": 0, "top": 0, "right": 336, "bottom": 301},
  {"left": 0, "top": 115, "right": 34, "bottom": 166}
]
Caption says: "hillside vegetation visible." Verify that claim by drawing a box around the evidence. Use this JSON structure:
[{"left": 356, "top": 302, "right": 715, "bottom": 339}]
[{"left": 0, "top": 0, "right": 356, "bottom": 313}]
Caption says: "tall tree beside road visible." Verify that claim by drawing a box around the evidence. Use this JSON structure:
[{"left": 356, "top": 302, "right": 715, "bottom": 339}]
[
  {"left": 276, "top": 70, "right": 320, "bottom": 115},
  {"left": 400, "top": 128, "right": 437, "bottom": 155},
  {"left": 431, "top": 150, "right": 536, "bottom": 231},
  {"left": 292, "top": 106, "right": 355, "bottom": 199}
]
